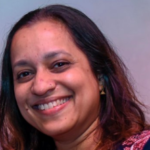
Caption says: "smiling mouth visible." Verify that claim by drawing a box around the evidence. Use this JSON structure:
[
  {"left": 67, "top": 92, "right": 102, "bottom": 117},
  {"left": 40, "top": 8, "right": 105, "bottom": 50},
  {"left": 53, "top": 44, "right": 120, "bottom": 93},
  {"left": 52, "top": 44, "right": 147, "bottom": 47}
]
[{"left": 33, "top": 96, "right": 71, "bottom": 110}]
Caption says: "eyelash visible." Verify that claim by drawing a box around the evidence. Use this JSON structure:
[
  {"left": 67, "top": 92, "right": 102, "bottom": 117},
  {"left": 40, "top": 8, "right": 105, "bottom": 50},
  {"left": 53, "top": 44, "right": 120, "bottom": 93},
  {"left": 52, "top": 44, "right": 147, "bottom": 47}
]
[
  {"left": 53, "top": 61, "right": 70, "bottom": 68},
  {"left": 50, "top": 61, "right": 70, "bottom": 73},
  {"left": 16, "top": 61, "right": 70, "bottom": 81},
  {"left": 17, "top": 71, "right": 32, "bottom": 80}
]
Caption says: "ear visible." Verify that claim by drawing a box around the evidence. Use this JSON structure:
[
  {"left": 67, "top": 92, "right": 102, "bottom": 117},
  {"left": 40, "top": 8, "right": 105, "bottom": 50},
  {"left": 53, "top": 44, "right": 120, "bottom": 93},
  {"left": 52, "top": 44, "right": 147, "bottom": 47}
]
[{"left": 99, "top": 83, "right": 103, "bottom": 91}]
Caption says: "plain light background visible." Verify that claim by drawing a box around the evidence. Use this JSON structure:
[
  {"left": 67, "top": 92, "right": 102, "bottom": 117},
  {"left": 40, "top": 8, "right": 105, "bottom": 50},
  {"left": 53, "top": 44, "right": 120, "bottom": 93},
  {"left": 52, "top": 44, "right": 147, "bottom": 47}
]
[{"left": 0, "top": 0, "right": 150, "bottom": 118}]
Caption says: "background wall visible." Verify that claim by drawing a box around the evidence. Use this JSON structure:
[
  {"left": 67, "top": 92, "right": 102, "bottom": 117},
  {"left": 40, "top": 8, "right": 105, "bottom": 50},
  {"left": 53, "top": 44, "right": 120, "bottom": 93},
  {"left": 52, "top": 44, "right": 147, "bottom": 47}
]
[{"left": 0, "top": 0, "right": 150, "bottom": 117}]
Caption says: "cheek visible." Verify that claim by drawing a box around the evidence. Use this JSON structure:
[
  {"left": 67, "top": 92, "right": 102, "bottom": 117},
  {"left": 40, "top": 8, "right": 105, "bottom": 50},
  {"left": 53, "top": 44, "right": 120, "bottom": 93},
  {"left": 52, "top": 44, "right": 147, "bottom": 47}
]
[
  {"left": 14, "top": 84, "right": 28, "bottom": 107},
  {"left": 60, "top": 71, "right": 85, "bottom": 91},
  {"left": 62, "top": 68, "right": 98, "bottom": 90},
  {"left": 61, "top": 69, "right": 100, "bottom": 103},
  {"left": 14, "top": 85, "right": 31, "bottom": 121}
]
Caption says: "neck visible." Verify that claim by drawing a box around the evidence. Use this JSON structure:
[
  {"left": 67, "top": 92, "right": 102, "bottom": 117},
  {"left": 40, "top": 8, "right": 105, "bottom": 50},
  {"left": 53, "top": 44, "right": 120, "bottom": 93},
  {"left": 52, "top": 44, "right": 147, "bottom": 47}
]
[{"left": 55, "top": 117, "right": 100, "bottom": 150}]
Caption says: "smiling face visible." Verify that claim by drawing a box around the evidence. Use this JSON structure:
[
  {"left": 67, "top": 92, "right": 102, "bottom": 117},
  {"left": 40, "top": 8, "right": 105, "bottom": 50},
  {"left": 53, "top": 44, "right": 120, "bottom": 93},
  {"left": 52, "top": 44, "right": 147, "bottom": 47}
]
[{"left": 11, "top": 20, "right": 100, "bottom": 141}]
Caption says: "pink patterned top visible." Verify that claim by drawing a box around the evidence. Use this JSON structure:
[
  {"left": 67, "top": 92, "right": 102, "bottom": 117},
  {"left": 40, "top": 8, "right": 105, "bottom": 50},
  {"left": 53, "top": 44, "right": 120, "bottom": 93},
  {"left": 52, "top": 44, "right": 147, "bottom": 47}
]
[{"left": 119, "top": 130, "right": 150, "bottom": 150}]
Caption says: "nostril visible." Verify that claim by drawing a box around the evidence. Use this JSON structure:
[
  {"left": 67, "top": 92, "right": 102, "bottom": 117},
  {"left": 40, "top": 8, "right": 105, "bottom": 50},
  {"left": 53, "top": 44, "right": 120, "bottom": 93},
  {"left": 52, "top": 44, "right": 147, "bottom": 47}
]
[
  {"left": 31, "top": 77, "right": 56, "bottom": 96},
  {"left": 49, "top": 82, "right": 56, "bottom": 89}
]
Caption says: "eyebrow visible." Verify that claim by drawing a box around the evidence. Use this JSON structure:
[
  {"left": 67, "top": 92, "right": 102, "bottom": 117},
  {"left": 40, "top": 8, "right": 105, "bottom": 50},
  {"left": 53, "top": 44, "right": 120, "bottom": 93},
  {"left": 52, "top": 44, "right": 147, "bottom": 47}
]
[
  {"left": 12, "top": 60, "right": 31, "bottom": 69},
  {"left": 12, "top": 50, "right": 72, "bottom": 69},
  {"left": 44, "top": 51, "right": 72, "bottom": 60}
]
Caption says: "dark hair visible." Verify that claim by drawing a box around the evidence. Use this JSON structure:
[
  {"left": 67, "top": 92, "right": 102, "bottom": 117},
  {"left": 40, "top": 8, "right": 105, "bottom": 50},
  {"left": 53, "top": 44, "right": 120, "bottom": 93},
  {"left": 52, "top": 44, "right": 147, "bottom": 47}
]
[{"left": 0, "top": 4, "right": 149, "bottom": 150}]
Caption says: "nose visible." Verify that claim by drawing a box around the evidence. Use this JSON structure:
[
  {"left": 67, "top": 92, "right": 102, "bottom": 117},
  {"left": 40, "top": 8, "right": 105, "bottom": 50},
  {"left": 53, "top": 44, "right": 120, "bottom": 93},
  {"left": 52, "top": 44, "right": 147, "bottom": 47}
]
[{"left": 31, "top": 69, "right": 56, "bottom": 96}]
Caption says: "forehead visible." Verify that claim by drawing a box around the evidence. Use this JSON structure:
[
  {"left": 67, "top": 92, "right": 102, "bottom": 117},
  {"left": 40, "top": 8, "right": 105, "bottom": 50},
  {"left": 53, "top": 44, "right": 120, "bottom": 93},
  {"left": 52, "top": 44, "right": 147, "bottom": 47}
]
[
  {"left": 10, "top": 20, "right": 91, "bottom": 67},
  {"left": 12, "top": 20, "right": 70, "bottom": 46},
  {"left": 10, "top": 20, "right": 78, "bottom": 62}
]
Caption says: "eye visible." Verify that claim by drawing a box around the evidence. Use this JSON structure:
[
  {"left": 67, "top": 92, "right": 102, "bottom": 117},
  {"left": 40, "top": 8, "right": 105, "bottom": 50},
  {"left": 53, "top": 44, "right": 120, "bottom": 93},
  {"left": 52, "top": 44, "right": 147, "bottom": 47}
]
[
  {"left": 16, "top": 70, "right": 34, "bottom": 82},
  {"left": 51, "top": 61, "right": 70, "bottom": 73},
  {"left": 17, "top": 71, "right": 31, "bottom": 79},
  {"left": 53, "top": 62, "right": 70, "bottom": 68}
]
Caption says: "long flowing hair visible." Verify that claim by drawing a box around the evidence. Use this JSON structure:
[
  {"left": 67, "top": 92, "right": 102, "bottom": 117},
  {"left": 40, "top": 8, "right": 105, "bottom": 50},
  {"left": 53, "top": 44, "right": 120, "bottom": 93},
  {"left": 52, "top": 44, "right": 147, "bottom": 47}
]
[{"left": 0, "top": 4, "right": 149, "bottom": 150}]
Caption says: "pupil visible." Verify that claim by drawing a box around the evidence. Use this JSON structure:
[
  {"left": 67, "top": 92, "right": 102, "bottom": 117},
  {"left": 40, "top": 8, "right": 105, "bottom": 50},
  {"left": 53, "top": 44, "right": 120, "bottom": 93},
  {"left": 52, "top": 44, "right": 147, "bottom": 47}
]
[
  {"left": 24, "top": 72, "right": 28, "bottom": 76},
  {"left": 59, "top": 62, "right": 63, "bottom": 66}
]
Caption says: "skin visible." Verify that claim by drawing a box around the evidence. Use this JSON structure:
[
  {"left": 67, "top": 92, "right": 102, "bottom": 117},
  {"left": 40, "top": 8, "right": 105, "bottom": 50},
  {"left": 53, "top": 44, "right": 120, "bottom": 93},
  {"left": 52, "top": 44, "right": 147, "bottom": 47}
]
[{"left": 11, "top": 20, "right": 101, "bottom": 150}]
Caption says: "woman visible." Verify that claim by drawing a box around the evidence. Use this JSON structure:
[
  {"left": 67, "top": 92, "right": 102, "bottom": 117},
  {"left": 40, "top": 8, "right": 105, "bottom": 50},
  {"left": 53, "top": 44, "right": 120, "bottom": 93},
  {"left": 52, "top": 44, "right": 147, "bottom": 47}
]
[{"left": 0, "top": 4, "right": 150, "bottom": 150}]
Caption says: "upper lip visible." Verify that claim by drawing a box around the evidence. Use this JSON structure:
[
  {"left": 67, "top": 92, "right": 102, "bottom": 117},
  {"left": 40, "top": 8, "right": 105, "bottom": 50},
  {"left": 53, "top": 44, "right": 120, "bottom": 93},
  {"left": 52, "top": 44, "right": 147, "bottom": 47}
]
[{"left": 31, "top": 95, "right": 72, "bottom": 106}]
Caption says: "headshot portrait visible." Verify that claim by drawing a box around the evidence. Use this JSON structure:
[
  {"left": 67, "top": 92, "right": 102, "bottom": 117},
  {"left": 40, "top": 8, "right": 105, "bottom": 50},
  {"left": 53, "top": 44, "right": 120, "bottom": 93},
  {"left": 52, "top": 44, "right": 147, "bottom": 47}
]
[{"left": 0, "top": 1, "right": 150, "bottom": 150}]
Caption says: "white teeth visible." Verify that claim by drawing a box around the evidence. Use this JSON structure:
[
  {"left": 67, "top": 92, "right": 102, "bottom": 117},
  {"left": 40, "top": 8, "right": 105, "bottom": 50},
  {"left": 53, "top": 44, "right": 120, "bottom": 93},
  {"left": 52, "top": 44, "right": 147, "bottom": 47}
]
[
  {"left": 57, "top": 100, "right": 60, "bottom": 105},
  {"left": 44, "top": 104, "right": 49, "bottom": 109},
  {"left": 63, "top": 99, "right": 66, "bottom": 103},
  {"left": 53, "top": 101, "right": 57, "bottom": 107},
  {"left": 48, "top": 102, "right": 53, "bottom": 108},
  {"left": 38, "top": 104, "right": 44, "bottom": 110},
  {"left": 60, "top": 99, "right": 63, "bottom": 104},
  {"left": 37, "top": 97, "right": 70, "bottom": 110}
]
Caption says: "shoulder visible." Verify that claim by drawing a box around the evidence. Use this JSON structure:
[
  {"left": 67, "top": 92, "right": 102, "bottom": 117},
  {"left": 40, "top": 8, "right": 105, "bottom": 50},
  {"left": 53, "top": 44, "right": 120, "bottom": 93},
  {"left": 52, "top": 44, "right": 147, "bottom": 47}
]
[{"left": 119, "top": 130, "right": 150, "bottom": 150}]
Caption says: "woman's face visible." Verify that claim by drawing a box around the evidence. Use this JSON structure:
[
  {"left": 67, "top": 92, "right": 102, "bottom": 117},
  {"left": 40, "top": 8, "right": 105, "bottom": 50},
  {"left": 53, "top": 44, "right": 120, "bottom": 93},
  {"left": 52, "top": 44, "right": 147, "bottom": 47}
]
[{"left": 11, "top": 20, "right": 100, "bottom": 140}]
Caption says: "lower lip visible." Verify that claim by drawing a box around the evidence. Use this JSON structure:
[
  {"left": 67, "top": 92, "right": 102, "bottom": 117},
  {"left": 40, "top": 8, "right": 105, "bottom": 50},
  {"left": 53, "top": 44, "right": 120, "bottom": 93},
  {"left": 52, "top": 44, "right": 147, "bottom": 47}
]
[{"left": 33, "top": 99, "right": 71, "bottom": 116}]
